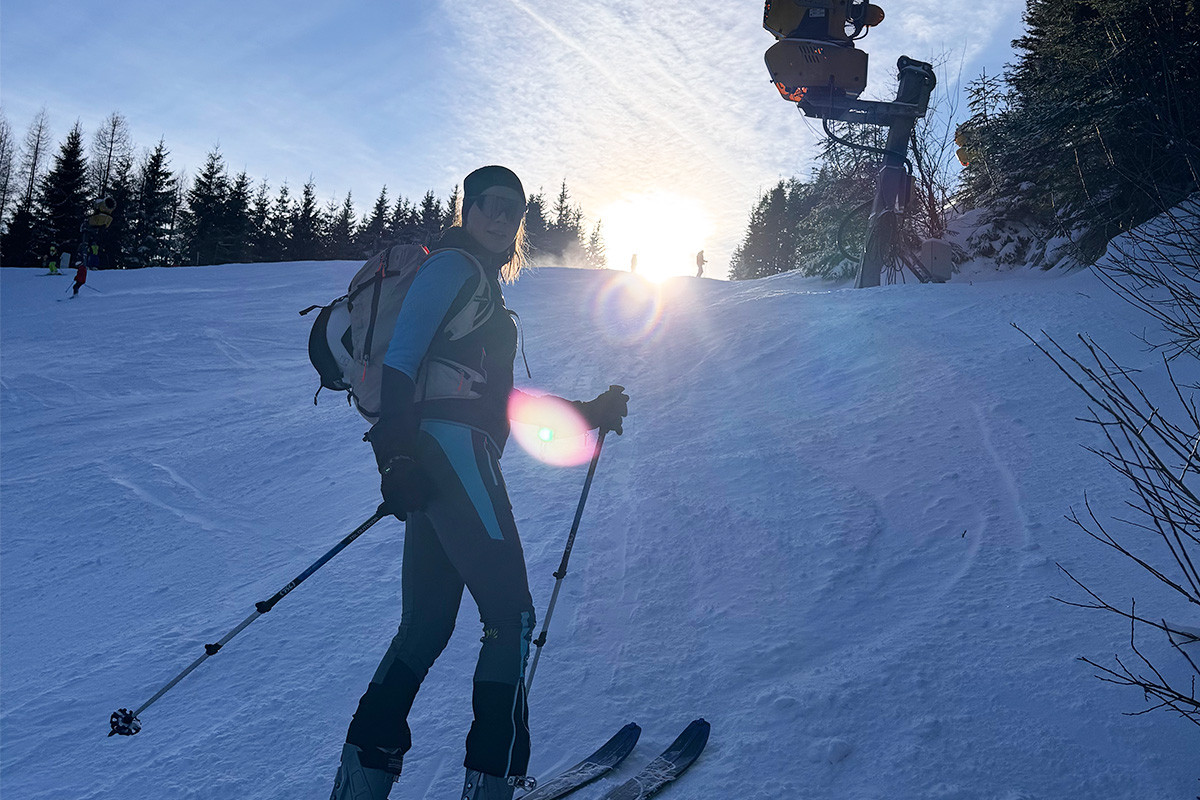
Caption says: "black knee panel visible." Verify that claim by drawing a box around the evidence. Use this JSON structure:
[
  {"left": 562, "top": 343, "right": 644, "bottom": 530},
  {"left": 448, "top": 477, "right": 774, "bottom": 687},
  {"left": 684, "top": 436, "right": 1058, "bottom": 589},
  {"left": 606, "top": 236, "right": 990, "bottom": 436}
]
[
  {"left": 346, "top": 659, "right": 422, "bottom": 756},
  {"left": 465, "top": 679, "right": 530, "bottom": 778}
]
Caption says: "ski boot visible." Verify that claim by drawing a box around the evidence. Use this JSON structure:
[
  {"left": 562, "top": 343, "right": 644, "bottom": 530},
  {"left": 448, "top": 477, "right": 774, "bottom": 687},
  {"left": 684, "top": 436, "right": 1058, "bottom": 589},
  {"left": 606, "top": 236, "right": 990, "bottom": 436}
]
[
  {"left": 330, "top": 743, "right": 400, "bottom": 800},
  {"left": 459, "top": 768, "right": 516, "bottom": 800}
]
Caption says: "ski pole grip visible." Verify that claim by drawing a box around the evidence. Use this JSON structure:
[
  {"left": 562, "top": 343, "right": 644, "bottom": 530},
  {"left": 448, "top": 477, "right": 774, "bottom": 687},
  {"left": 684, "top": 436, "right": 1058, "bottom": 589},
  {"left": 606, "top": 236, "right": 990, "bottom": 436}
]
[{"left": 599, "top": 385, "right": 625, "bottom": 434}]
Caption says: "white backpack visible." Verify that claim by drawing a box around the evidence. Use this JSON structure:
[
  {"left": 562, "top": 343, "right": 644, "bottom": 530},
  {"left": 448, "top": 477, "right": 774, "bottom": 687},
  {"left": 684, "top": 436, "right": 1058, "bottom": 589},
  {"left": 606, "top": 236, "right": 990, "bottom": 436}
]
[{"left": 302, "top": 244, "right": 487, "bottom": 424}]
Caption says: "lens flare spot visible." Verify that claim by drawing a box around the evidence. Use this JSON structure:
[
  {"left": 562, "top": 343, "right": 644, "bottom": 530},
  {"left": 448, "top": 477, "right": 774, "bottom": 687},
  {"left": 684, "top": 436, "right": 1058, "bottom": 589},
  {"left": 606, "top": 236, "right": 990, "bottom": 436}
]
[
  {"left": 508, "top": 390, "right": 595, "bottom": 466},
  {"left": 593, "top": 273, "right": 665, "bottom": 346}
]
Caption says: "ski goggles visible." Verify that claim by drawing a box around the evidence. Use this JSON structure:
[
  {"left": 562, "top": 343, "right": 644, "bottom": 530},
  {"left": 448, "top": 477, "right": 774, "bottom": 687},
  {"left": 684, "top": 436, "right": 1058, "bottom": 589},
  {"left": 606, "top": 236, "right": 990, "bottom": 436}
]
[{"left": 474, "top": 193, "right": 527, "bottom": 223}]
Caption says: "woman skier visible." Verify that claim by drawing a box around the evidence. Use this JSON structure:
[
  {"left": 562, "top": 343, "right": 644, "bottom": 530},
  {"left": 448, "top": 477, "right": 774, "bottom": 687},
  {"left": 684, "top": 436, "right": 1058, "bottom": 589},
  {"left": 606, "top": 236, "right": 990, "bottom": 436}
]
[{"left": 330, "top": 165, "right": 629, "bottom": 800}]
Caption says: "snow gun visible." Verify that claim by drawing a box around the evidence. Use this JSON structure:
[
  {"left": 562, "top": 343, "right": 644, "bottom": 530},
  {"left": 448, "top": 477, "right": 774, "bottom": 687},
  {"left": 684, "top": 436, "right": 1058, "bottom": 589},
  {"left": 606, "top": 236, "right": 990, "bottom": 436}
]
[{"left": 762, "top": 1, "right": 951, "bottom": 287}]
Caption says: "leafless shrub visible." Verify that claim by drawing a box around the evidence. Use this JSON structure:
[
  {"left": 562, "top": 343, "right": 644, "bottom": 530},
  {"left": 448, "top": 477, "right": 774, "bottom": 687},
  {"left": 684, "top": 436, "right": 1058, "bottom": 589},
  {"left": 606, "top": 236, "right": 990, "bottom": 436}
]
[{"left": 1016, "top": 203, "right": 1199, "bottom": 727}]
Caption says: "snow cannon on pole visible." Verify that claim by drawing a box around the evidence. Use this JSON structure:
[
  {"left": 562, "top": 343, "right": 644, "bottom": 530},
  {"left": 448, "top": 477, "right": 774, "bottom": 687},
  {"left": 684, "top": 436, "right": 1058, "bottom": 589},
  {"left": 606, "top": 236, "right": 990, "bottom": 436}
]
[
  {"left": 762, "top": 1, "right": 951, "bottom": 286},
  {"left": 79, "top": 196, "right": 116, "bottom": 266}
]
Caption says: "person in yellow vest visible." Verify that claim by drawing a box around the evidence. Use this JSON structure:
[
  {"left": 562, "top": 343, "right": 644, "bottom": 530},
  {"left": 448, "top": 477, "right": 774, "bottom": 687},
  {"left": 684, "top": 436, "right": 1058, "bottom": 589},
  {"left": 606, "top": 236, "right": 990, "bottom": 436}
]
[{"left": 45, "top": 244, "right": 61, "bottom": 274}]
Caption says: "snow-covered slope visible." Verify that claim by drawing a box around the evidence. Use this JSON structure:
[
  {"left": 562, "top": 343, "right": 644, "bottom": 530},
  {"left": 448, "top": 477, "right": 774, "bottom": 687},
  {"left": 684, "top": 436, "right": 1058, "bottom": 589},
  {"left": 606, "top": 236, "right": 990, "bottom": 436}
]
[{"left": 1, "top": 261, "right": 1194, "bottom": 799}]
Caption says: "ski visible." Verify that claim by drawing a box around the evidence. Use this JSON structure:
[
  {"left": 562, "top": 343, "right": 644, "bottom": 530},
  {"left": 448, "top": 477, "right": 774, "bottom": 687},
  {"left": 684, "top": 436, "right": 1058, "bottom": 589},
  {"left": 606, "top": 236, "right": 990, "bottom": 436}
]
[
  {"left": 518, "top": 723, "right": 641, "bottom": 800},
  {"left": 599, "top": 718, "right": 710, "bottom": 800}
]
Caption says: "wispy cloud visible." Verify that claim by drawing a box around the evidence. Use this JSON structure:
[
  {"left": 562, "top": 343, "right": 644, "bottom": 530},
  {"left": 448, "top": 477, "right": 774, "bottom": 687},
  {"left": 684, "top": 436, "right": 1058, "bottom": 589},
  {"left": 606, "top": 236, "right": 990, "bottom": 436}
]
[{"left": 1, "top": 0, "right": 1025, "bottom": 274}]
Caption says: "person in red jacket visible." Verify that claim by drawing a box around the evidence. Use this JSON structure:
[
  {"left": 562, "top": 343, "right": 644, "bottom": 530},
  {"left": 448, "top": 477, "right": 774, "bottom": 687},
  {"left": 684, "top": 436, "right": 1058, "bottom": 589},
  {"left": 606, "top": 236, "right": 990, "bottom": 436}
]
[{"left": 72, "top": 254, "right": 87, "bottom": 297}]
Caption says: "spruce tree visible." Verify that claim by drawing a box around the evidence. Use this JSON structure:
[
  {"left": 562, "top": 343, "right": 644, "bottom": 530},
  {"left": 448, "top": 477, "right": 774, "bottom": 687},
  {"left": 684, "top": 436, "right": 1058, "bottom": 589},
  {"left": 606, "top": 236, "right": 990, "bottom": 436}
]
[
  {"left": 129, "top": 140, "right": 177, "bottom": 267},
  {"left": 263, "top": 182, "right": 294, "bottom": 261},
  {"left": 182, "top": 148, "right": 230, "bottom": 265},
  {"left": 358, "top": 187, "right": 389, "bottom": 255},
  {"left": 389, "top": 195, "right": 418, "bottom": 246},
  {"left": 247, "top": 179, "right": 272, "bottom": 262},
  {"left": 585, "top": 220, "right": 607, "bottom": 268},
  {"left": 325, "top": 192, "right": 356, "bottom": 259},
  {"left": 289, "top": 179, "right": 324, "bottom": 261},
  {"left": 100, "top": 155, "right": 135, "bottom": 268},
  {"left": 417, "top": 190, "right": 443, "bottom": 245},
  {"left": 1, "top": 206, "right": 39, "bottom": 267},
  {"left": 443, "top": 184, "right": 461, "bottom": 228},
  {"left": 224, "top": 171, "right": 254, "bottom": 263},
  {"left": 523, "top": 192, "right": 549, "bottom": 260},
  {"left": 978, "top": 0, "right": 1200, "bottom": 260},
  {"left": 543, "top": 180, "right": 585, "bottom": 262},
  {"left": 39, "top": 121, "right": 90, "bottom": 261}
]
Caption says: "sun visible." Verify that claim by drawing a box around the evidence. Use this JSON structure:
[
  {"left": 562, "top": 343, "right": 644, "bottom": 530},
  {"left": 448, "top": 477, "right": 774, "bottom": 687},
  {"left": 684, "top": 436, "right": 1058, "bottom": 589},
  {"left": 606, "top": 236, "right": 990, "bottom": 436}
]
[{"left": 599, "top": 190, "right": 711, "bottom": 282}]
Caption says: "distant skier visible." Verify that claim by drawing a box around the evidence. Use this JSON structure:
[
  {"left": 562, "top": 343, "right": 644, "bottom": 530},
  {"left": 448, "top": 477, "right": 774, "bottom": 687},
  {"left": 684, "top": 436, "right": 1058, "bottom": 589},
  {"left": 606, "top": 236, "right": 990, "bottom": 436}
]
[
  {"left": 71, "top": 256, "right": 87, "bottom": 297},
  {"left": 45, "top": 244, "right": 60, "bottom": 275},
  {"left": 630, "top": 253, "right": 638, "bottom": 274},
  {"left": 87, "top": 243, "right": 100, "bottom": 271},
  {"left": 695, "top": 249, "right": 706, "bottom": 278},
  {"left": 329, "top": 165, "right": 629, "bottom": 800}
]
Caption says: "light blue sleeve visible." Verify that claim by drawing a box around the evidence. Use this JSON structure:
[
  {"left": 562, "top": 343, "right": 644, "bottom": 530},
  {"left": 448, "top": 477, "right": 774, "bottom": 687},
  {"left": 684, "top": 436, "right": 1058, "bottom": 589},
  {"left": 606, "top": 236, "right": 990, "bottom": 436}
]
[{"left": 383, "top": 251, "right": 477, "bottom": 379}]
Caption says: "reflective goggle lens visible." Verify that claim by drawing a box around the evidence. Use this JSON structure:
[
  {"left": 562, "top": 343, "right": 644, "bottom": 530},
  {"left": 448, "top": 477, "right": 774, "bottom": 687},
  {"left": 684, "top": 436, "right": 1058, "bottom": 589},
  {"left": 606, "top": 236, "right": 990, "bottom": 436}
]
[{"left": 477, "top": 194, "right": 527, "bottom": 222}]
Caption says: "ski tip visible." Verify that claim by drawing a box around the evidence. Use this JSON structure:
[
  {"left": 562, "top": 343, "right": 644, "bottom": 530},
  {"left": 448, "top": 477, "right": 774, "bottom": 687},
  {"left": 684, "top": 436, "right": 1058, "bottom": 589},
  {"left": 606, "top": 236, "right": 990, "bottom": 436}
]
[{"left": 681, "top": 718, "right": 711, "bottom": 750}]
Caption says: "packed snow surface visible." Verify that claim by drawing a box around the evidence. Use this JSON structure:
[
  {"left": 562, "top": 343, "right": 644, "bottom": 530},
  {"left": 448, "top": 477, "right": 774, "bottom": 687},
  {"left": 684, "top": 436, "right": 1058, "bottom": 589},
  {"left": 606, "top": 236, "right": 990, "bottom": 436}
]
[{"left": 1, "top": 260, "right": 1195, "bottom": 799}]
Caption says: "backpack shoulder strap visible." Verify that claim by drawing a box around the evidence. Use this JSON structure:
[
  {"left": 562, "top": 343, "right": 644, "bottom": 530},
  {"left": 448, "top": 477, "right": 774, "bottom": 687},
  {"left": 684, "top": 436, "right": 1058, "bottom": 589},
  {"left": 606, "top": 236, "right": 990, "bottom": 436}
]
[{"left": 423, "top": 248, "right": 497, "bottom": 342}]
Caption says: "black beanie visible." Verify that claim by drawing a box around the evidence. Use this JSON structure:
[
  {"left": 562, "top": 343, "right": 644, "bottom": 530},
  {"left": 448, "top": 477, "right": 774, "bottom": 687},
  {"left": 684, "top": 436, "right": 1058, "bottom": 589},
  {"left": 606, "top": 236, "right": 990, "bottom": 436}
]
[{"left": 463, "top": 165, "right": 525, "bottom": 212}]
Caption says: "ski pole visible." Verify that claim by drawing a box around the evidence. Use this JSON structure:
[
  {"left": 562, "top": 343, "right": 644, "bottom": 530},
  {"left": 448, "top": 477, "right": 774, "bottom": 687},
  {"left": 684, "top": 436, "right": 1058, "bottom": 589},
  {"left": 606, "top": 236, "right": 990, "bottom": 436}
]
[
  {"left": 525, "top": 426, "right": 609, "bottom": 696},
  {"left": 84, "top": 283, "right": 103, "bottom": 294},
  {"left": 109, "top": 507, "right": 389, "bottom": 736}
]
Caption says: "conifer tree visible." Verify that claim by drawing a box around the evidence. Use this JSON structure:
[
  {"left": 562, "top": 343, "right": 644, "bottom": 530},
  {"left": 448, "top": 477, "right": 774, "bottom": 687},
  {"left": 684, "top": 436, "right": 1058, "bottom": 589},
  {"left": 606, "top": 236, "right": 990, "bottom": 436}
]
[
  {"left": 417, "top": 190, "right": 443, "bottom": 245},
  {"left": 263, "top": 182, "right": 294, "bottom": 261},
  {"left": 443, "top": 184, "right": 461, "bottom": 229},
  {"left": 224, "top": 171, "right": 254, "bottom": 263},
  {"left": 289, "top": 179, "right": 324, "bottom": 261},
  {"left": 39, "top": 121, "right": 90, "bottom": 261},
  {"left": 586, "top": 220, "right": 607, "bottom": 268},
  {"left": 543, "top": 180, "right": 586, "bottom": 262},
  {"left": 0, "top": 110, "right": 53, "bottom": 265},
  {"left": 99, "top": 155, "right": 135, "bottom": 268},
  {"left": 730, "top": 182, "right": 793, "bottom": 280},
  {"left": 325, "top": 192, "right": 356, "bottom": 259},
  {"left": 129, "top": 140, "right": 177, "bottom": 267},
  {"left": 182, "top": 148, "right": 230, "bottom": 265},
  {"left": 965, "top": 0, "right": 1200, "bottom": 260},
  {"left": 523, "top": 192, "right": 549, "bottom": 260},
  {"left": 247, "top": 179, "right": 272, "bottom": 262},
  {"left": 0, "top": 114, "right": 15, "bottom": 230},
  {"left": 358, "top": 187, "right": 389, "bottom": 255},
  {"left": 389, "top": 195, "right": 418, "bottom": 247}
]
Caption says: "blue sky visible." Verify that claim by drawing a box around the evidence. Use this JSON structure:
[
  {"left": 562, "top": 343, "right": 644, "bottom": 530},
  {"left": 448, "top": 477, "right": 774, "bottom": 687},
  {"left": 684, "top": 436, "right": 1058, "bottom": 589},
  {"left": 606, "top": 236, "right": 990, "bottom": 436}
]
[{"left": 1, "top": 0, "right": 1026, "bottom": 277}]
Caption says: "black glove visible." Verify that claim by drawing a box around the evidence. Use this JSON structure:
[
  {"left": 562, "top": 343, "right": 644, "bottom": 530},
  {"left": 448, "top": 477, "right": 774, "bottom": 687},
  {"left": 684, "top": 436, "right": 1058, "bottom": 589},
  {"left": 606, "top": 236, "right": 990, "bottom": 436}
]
[
  {"left": 573, "top": 385, "right": 629, "bottom": 435},
  {"left": 369, "top": 366, "right": 432, "bottom": 520},
  {"left": 379, "top": 455, "right": 435, "bottom": 521}
]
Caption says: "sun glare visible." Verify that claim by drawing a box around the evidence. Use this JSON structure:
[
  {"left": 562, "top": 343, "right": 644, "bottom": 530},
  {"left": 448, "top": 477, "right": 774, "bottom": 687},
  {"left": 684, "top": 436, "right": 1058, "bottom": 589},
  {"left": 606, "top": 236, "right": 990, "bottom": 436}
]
[{"left": 600, "top": 190, "right": 711, "bottom": 282}]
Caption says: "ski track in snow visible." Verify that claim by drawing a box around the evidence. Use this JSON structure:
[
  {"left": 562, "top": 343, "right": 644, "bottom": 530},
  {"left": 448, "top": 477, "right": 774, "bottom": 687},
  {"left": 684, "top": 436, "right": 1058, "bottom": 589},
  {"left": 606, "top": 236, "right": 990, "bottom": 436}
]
[{"left": 1, "top": 262, "right": 1196, "bottom": 799}]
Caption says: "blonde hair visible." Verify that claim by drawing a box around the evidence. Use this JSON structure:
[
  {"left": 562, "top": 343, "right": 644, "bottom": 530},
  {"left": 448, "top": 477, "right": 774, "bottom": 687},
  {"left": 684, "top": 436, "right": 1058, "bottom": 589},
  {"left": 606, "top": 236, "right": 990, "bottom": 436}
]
[{"left": 456, "top": 193, "right": 527, "bottom": 284}]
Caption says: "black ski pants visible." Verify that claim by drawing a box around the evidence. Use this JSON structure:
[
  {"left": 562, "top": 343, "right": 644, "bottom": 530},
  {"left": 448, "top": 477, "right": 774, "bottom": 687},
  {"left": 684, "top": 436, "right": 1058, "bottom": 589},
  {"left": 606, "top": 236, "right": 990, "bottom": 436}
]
[{"left": 343, "top": 420, "right": 536, "bottom": 779}]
